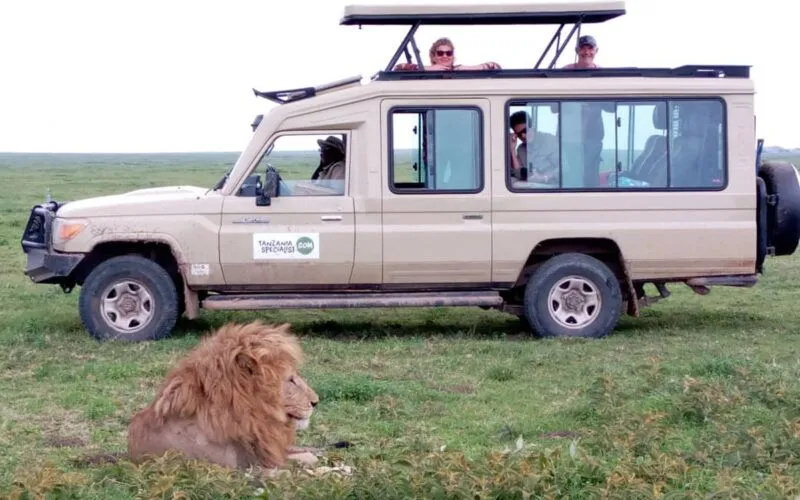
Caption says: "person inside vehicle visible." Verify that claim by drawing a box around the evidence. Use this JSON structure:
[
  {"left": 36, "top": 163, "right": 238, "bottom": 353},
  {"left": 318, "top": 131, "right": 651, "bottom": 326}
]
[
  {"left": 280, "top": 135, "right": 346, "bottom": 196},
  {"left": 508, "top": 110, "right": 559, "bottom": 185},
  {"left": 562, "top": 35, "right": 600, "bottom": 69},
  {"left": 310, "top": 135, "right": 346, "bottom": 182},
  {"left": 394, "top": 37, "right": 501, "bottom": 71}
]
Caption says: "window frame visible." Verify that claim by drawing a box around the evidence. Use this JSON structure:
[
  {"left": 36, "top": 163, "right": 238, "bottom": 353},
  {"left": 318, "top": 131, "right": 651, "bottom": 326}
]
[
  {"left": 387, "top": 104, "right": 485, "bottom": 195},
  {"left": 504, "top": 96, "right": 729, "bottom": 193},
  {"left": 240, "top": 130, "right": 351, "bottom": 198}
]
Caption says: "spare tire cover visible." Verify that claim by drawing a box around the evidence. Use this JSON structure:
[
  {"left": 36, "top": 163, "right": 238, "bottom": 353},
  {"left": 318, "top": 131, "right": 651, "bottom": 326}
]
[{"left": 759, "top": 160, "right": 800, "bottom": 256}]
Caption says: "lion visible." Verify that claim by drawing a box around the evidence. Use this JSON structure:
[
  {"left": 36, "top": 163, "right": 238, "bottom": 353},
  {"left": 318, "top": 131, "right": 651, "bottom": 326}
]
[{"left": 126, "top": 321, "right": 321, "bottom": 472}]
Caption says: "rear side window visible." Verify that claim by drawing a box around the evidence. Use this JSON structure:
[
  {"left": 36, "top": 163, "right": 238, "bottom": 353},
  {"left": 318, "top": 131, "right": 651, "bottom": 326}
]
[
  {"left": 389, "top": 106, "right": 483, "bottom": 193},
  {"left": 506, "top": 98, "right": 726, "bottom": 191}
]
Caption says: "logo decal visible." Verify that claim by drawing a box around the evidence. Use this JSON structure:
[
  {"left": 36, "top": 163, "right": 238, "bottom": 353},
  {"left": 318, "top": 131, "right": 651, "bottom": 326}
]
[{"left": 252, "top": 233, "right": 320, "bottom": 260}]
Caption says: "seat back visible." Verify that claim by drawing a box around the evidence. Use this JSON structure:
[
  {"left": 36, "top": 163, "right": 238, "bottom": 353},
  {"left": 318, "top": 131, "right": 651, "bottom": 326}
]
[{"left": 627, "top": 105, "right": 668, "bottom": 186}]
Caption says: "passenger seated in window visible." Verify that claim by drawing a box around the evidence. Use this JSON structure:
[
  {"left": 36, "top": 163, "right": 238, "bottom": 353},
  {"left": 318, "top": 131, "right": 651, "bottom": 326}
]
[
  {"left": 508, "top": 111, "right": 559, "bottom": 185},
  {"left": 310, "top": 136, "right": 345, "bottom": 182},
  {"left": 281, "top": 135, "right": 346, "bottom": 196},
  {"left": 562, "top": 35, "right": 600, "bottom": 69},
  {"left": 393, "top": 37, "right": 501, "bottom": 71}
]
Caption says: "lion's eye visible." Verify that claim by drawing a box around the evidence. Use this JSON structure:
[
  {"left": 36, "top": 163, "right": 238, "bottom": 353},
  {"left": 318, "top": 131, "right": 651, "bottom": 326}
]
[{"left": 289, "top": 376, "right": 296, "bottom": 385}]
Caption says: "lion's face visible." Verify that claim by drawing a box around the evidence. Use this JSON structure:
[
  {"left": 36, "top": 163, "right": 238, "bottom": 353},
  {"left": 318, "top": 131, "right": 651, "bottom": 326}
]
[{"left": 283, "top": 372, "right": 318, "bottom": 430}]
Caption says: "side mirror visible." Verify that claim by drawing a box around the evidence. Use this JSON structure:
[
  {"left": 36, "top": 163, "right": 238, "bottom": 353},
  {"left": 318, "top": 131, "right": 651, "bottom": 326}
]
[
  {"left": 238, "top": 174, "right": 262, "bottom": 197},
  {"left": 256, "top": 166, "right": 280, "bottom": 206}
]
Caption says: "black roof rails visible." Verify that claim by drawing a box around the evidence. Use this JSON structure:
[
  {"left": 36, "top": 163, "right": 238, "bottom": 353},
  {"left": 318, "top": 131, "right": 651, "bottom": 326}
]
[
  {"left": 253, "top": 75, "right": 363, "bottom": 105},
  {"left": 341, "top": 3, "right": 627, "bottom": 72},
  {"left": 253, "top": 86, "right": 316, "bottom": 104},
  {"left": 374, "top": 64, "right": 751, "bottom": 81}
]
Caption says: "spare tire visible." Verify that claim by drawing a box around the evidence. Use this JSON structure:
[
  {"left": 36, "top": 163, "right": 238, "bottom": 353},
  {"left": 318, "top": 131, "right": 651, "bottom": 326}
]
[
  {"left": 758, "top": 160, "right": 800, "bottom": 256},
  {"left": 755, "top": 176, "right": 768, "bottom": 273}
]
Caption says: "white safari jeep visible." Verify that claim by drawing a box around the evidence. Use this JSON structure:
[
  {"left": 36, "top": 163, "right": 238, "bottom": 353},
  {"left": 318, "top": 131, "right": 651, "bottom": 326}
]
[{"left": 20, "top": 1, "right": 800, "bottom": 341}]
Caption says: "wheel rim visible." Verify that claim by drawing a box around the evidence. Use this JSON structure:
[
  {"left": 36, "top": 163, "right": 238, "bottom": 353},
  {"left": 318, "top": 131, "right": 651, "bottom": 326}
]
[
  {"left": 99, "top": 279, "right": 155, "bottom": 335},
  {"left": 546, "top": 275, "right": 602, "bottom": 330}
]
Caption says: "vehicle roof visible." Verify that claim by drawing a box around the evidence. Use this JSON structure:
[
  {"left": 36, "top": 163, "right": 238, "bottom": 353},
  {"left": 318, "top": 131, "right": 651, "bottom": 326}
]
[
  {"left": 340, "top": 1, "right": 626, "bottom": 26},
  {"left": 264, "top": 72, "right": 754, "bottom": 119},
  {"left": 252, "top": 65, "right": 751, "bottom": 105}
]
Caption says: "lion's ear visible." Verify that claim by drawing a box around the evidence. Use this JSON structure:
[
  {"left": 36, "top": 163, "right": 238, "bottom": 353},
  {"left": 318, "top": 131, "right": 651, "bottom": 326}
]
[{"left": 235, "top": 352, "right": 257, "bottom": 375}]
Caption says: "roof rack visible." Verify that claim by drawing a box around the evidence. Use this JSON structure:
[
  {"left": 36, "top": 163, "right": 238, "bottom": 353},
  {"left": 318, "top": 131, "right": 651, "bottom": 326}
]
[
  {"left": 341, "top": 2, "right": 626, "bottom": 71},
  {"left": 253, "top": 75, "right": 363, "bottom": 104},
  {"left": 374, "top": 65, "right": 751, "bottom": 81},
  {"left": 340, "top": 2, "right": 625, "bottom": 26}
]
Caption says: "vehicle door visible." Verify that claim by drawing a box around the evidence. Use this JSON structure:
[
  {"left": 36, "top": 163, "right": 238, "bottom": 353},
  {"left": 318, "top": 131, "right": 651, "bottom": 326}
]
[
  {"left": 219, "top": 131, "right": 355, "bottom": 287},
  {"left": 381, "top": 98, "right": 492, "bottom": 285}
]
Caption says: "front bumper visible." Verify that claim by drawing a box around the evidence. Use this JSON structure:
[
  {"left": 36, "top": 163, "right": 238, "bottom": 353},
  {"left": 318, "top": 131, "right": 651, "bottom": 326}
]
[
  {"left": 20, "top": 201, "right": 84, "bottom": 285},
  {"left": 24, "top": 247, "right": 84, "bottom": 284}
]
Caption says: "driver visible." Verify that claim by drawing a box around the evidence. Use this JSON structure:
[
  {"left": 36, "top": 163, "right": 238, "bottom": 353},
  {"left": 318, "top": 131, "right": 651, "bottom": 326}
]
[{"left": 310, "top": 136, "right": 346, "bottom": 181}]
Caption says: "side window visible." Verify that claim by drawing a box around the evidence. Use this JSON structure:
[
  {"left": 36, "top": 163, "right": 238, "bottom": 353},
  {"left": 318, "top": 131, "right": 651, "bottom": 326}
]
[
  {"left": 249, "top": 133, "right": 347, "bottom": 197},
  {"left": 668, "top": 100, "right": 726, "bottom": 188},
  {"left": 506, "top": 98, "right": 726, "bottom": 191},
  {"left": 389, "top": 107, "right": 483, "bottom": 193},
  {"left": 614, "top": 101, "right": 668, "bottom": 188},
  {"left": 507, "top": 102, "right": 560, "bottom": 188},
  {"left": 560, "top": 101, "right": 616, "bottom": 188}
]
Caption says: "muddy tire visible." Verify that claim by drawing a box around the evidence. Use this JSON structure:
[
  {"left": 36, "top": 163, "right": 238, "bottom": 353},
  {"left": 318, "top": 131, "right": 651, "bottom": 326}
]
[
  {"left": 79, "top": 255, "right": 179, "bottom": 342},
  {"left": 759, "top": 160, "right": 800, "bottom": 256},
  {"left": 523, "top": 253, "right": 622, "bottom": 339}
]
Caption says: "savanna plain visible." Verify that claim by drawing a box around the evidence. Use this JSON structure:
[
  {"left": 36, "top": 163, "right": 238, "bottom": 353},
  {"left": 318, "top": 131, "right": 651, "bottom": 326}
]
[{"left": 1, "top": 152, "right": 800, "bottom": 499}]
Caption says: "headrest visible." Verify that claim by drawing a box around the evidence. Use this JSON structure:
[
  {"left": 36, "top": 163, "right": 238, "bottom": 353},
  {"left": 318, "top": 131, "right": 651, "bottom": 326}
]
[{"left": 653, "top": 105, "right": 667, "bottom": 130}]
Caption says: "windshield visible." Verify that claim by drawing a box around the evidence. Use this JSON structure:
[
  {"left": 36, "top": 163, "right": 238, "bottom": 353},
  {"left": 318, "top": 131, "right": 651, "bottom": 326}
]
[{"left": 212, "top": 143, "right": 273, "bottom": 192}]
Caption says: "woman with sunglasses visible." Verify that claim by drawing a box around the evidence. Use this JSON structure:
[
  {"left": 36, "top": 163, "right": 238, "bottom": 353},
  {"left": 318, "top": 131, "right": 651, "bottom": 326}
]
[{"left": 394, "top": 37, "right": 501, "bottom": 71}]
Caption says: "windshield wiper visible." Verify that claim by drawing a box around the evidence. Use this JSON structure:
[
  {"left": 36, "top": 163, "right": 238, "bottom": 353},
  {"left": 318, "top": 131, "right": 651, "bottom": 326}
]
[{"left": 213, "top": 168, "right": 232, "bottom": 191}]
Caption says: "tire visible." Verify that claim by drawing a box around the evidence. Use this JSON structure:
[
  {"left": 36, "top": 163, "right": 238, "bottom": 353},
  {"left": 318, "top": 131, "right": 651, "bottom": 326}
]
[
  {"left": 79, "top": 255, "right": 179, "bottom": 342},
  {"left": 755, "top": 176, "right": 768, "bottom": 273},
  {"left": 759, "top": 160, "right": 800, "bottom": 256},
  {"left": 523, "top": 253, "right": 622, "bottom": 339}
]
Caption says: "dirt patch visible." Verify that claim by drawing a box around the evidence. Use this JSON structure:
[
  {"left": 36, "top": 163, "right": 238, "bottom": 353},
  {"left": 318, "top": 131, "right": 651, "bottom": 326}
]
[
  {"left": 444, "top": 384, "right": 476, "bottom": 394},
  {"left": 44, "top": 436, "right": 87, "bottom": 448},
  {"left": 71, "top": 452, "right": 125, "bottom": 467},
  {"left": 539, "top": 431, "right": 580, "bottom": 439}
]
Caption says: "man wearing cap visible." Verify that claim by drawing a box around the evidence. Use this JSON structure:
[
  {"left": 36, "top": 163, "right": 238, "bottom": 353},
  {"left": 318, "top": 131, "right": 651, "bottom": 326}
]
[
  {"left": 563, "top": 35, "right": 600, "bottom": 69},
  {"left": 310, "top": 135, "right": 346, "bottom": 182}
]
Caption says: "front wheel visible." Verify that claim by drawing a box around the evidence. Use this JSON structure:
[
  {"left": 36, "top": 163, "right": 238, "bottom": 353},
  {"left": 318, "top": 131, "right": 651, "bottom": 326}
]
[
  {"left": 523, "top": 253, "right": 622, "bottom": 339},
  {"left": 79, "top": 255, "right": 179, "bottom": 342}
]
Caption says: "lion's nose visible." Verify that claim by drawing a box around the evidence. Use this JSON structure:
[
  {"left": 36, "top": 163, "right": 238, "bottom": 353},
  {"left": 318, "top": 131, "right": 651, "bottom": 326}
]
[{"left": 311, "top": 400, "right": 318, "bottom": 407}]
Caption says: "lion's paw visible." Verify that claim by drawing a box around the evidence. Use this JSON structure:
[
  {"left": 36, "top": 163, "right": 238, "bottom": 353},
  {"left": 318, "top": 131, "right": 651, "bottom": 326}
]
[{"left": 287, "top": 451, "right": 319, "bottom": 466}]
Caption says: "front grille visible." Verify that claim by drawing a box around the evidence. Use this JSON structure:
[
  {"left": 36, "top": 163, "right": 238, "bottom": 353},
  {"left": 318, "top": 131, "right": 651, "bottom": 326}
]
[{"left": 21, "top": 203, "right": 56, "bottom": 252}]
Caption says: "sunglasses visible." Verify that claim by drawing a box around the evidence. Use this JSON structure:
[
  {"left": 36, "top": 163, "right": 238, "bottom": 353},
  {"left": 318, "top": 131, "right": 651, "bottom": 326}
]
[{"left": 435, "top": 50, "right": 453, "bottom": 57}]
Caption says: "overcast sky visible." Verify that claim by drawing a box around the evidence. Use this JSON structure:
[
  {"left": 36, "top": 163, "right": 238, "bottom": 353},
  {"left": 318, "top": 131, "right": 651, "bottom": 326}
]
[{"left": 0, "top": 0, "right": 795, "bottom": 153}]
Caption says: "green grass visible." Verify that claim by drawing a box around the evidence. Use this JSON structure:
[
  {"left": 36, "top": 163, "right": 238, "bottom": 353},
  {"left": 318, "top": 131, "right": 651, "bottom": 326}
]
[{"left": 1, "top": 152, "right": 800, "bottom": 498}]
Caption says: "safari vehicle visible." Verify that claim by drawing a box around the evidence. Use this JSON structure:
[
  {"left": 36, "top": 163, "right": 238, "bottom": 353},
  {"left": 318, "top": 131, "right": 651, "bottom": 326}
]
[{"left": 20, "top": 1, "right": 800, "bottom": 342}]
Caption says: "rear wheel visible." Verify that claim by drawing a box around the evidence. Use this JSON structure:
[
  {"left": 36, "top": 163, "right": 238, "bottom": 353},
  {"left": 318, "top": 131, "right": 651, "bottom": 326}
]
[
  {"left": 79, "top": 255, "right": 179, "bottom": 342},
  {"left": 523, "top": 253, "right": 622, "bottom": 339},
  {"left": 759, "top": 160, "right": 800, "bottom": 256}
]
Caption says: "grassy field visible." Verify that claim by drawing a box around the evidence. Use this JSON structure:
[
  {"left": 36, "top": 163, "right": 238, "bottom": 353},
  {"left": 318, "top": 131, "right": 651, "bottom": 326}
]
[{"left": 2, "top": 152, "right": 800, "bottom": 498}]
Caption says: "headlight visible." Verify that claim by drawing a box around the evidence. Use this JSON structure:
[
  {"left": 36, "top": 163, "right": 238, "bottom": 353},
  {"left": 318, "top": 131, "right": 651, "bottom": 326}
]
[{"left": 53, "top": 218, "right": 88, "bottom": 244}]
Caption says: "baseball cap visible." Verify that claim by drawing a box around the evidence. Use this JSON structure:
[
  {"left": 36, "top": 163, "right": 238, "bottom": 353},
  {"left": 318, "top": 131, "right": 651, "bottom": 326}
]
[{"left": 577, "top": 35, "right": 597, "bottom": 48}]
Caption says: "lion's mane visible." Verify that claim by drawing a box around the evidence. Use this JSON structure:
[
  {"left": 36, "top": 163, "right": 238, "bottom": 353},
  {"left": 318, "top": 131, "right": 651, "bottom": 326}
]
[{"left": 127, "top": 321, "right": 307, "bottom": 470}]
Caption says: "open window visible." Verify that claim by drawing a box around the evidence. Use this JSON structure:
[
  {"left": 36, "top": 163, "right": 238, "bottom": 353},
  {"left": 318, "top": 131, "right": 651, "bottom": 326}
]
[
  {"left": 389, "top": 106, "right": 483, "bottom": 193},
  {"left": 240, "top": 133, "right": 348, "bottom": 200}
]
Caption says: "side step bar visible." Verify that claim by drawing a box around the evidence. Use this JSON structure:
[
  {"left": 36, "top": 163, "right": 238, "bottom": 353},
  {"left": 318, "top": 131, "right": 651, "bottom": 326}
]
[
  {"left": 685, "top": 274, "right": 758, "bottom": 295},
  {"left": 202, "top": 291, "right": 505, "bottom": 311}
]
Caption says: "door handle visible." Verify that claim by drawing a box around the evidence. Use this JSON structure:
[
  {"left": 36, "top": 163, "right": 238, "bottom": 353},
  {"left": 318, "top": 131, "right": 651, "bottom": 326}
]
[
  {"left": 321, "top": 215, "right": 342, "bottom": 221},
  {"left": 462, "top": 214, "right": 483, "bottom": 220}
]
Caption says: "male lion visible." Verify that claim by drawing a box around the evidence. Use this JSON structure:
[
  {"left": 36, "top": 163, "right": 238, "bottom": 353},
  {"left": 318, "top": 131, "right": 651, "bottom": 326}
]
[{"left": 126, "top": 321, "right": 320, "bottom": 472}]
